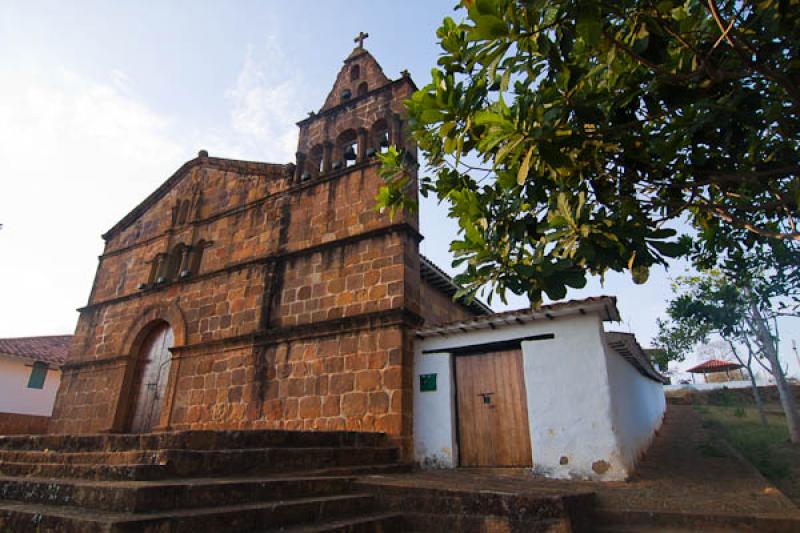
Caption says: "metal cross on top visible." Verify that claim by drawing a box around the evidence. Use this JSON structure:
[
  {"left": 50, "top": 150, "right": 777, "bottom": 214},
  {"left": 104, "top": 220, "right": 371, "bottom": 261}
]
[{"left": 354, "top": 31, "right": 369, "bottom": 49}]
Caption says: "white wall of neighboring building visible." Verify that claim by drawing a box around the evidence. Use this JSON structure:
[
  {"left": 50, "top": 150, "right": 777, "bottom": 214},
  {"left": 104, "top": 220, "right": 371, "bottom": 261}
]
[
  {"left": 414, "top": 311, "right": 666, "bottom": 481},
  {"left": 605, "top": 343, "right": 666, "bottom": 473},
  {"left": 414, "top": 345, "right": 458, "bottom": 468},
  {"left": 0, "top": 355, "right": 61, "bottom": 416},
  {"left": 521, "top": 315, "right": 627, "bottom": 480}
]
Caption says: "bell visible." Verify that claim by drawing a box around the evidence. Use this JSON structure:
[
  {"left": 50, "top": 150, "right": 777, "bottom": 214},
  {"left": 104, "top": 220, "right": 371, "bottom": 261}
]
[
  {"left": 301, "top": 171, "right": 311, "bottom": 181},
  {"left": 332, "top": 160, "right": 344, "bottom": 170},
  {"left": 366, "top": 147, "right": 377, "bottom": 158},
  {"left": 379, "top": 133, "right": 390, "bottom": 148},
  {"left": 344, "top": 146, "right": 357, "bottom": 161}
]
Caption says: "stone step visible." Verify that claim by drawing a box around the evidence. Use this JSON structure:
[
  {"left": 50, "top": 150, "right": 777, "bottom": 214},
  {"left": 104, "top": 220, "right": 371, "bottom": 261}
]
[
  {"left": 0, "top": 461, "right": 168, "bottom": 481},
  {"left": 0, "top": 429, "right": 390, "bottom": 453},
  {"left": 0, "top": 474, "right": 356, "bottom": 513},
  {"left": 0, "top": 492, "right": 376, "bottom": 533},
  {"left": 270, "top": 511, "right": 406, "bottom": 532},
  {"left": 0, "top": 448, "right": 168, "bottom": 465},
  {"left": 0, "top": 446, "right": 399, "bottom": 480},
  {"left": 162, "top": 446, "right": 400, "bottom": 477},
  {"left": 0, "top": 459, "right": 408, "bottom": 485}
]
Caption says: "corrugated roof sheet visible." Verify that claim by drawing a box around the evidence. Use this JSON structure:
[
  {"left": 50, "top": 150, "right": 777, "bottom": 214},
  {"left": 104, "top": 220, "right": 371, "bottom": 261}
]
[
  {"left": 0, "top": 335, "right": 72, "bottom": 366},
  {"left": 417, "top": 295, "right": 620, "bottom": 337}
]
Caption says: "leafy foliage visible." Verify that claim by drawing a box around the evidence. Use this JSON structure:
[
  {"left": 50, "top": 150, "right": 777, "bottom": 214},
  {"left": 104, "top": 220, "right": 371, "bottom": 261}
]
[
  {"left": 378, "top": 0, "right": 800, "bottom": 303},
  {"left": 655, "top": 269, "right": 748, "bottom": 362}
]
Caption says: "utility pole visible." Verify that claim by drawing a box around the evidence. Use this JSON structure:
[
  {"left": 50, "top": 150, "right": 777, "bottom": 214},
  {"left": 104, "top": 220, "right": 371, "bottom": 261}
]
[{"left": 793, "top": 340, "right": 800, "bottom": 378}]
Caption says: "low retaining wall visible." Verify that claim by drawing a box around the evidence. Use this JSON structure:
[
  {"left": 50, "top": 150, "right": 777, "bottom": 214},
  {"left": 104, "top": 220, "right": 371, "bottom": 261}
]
[
  {"left": 667, "top": 384, "right": 800, "bottom": 406},
  {"left": 0, "top": 412, "right": 51, "bottom": 435}
]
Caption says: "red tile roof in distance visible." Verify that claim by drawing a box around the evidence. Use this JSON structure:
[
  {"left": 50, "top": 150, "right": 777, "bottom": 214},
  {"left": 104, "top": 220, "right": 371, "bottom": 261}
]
[
  {"left": 0, "top": 335, "right": 72, "bottom": 366},
  {"left": 686, "top": 359, "right": 743, "bottom": 373}
]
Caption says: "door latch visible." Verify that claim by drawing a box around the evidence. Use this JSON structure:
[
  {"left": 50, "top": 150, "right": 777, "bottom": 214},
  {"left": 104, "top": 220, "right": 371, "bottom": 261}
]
[{"left": 477, "top": 392, "right": 494, "bottom": 404}]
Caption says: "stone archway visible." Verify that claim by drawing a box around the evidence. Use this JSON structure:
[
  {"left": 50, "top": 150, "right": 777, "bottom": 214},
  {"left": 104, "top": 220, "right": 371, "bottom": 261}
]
[
  {"left": 108, "top": 303, "right": 187, "bottom": 433},
  {"left": 128, "top": 322, "right": 174, "bottom": 433}
]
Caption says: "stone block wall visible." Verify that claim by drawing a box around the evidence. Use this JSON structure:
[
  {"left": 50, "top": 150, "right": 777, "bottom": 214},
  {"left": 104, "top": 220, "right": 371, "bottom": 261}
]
[
  {"left": 50, "top": 154, "right": 424, "bottom": 444},
  {"left": 50, "top": 53, "right": 476, "bottom": 457},
  {"left": 419, "top": 279, "right": 475, "bottom": 326},
  {"left": 0, "top": 412, "right": 51, "bottom": 435}
]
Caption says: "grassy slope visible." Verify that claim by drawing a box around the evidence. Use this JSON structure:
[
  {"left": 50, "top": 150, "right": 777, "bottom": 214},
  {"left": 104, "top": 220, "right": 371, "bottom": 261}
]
[{"left": 694, "top": 401, "right": 800, "bottom": 506}]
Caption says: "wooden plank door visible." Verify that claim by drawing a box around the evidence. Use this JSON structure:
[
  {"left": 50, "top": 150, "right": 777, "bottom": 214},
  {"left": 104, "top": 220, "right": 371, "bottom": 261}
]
[
  {"left": 455, "top": 349, "right": 532, "bottom": 467},
  {"left": 129, "top": 325, "right": 174, "bottom": 433}
]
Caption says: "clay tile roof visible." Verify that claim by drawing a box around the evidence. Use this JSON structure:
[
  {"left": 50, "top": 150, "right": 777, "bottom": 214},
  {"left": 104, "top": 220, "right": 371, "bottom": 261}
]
[
  {"left": 417, "top": 295, "right": 621, "bottom": 337},
  {"left": 0, "top": 335, "right": 72, "bottom": 366},
  {"left": 686, "top": 359, "right": 743, "bottom": 374}
]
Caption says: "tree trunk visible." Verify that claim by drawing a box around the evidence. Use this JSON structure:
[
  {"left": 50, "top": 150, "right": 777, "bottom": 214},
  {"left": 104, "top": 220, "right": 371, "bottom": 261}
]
[
  {"left": 747, "top": 365, "right": 769, "bottom": 426},
  {"left": 750, "top": 300, "right": 800, "bottom": 443},
  {"left": 728, "top": 339, "right": 768, "bottom": 426}
]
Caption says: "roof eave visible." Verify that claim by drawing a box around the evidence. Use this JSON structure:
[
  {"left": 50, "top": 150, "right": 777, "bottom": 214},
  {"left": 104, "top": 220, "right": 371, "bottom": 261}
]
[
  {"left": 0, "top": 352, "right": 64, "bottom": 367},
  {"left": 417, "top": 297, "right": 620, "bottom": 338}
]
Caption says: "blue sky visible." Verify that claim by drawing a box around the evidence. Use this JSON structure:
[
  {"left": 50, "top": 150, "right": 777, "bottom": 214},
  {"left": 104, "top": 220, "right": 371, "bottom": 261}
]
[{"left": 0, "top": 1, "right": 797, "bottom": 378}]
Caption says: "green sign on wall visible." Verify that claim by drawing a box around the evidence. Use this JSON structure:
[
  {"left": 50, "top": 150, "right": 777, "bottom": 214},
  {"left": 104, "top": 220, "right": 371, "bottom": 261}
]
[{"left": 419, "top": 373, "right": 437, "bottom": 392}]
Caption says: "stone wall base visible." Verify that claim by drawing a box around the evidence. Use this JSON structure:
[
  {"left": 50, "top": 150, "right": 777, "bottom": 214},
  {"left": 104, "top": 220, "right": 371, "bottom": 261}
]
[{"left": 0, "top": 412, "right": 51, "bottom": 435}]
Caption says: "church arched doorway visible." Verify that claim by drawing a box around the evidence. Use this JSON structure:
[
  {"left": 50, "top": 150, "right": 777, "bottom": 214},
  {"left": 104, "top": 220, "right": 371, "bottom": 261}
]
[{"left": 128, "top": 322, "right": 174, "bottom": 433}]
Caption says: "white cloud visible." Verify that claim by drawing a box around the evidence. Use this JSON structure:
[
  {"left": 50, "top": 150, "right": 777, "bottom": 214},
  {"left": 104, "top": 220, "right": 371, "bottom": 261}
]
[
  {"left": 221, "top": 39, "right": 303, "bottom": 163},
  {"left": 0, "top": 68, "right": 187, "bottom": 336},
  {"left": 0, "top": 37, "right": 308, "bottom": 337}
]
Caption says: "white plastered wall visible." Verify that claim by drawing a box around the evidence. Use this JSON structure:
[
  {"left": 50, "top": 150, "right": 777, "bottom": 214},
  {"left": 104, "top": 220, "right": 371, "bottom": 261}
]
[
  {"left": 0, "top": 356, "right": 62, "bottom": 416},
  {"left": 604, "top": 343, "right": 666, "bottom": 473},
  {"left": 413, "top": 311, "right": 665, "bottom": 481}
]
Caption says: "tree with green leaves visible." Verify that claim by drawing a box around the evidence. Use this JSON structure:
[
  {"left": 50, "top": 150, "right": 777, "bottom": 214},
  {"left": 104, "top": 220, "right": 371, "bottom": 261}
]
[
  {"left": 378, "top": 0, "right": 800, "bottom": 304},
  {"left": 656, "top": 268, "right": 799, "bottom": 442}
]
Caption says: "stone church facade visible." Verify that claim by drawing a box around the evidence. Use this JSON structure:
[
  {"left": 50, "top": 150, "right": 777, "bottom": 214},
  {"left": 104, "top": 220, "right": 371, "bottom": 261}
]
[{"left": 50, "top": 45, "right": 488, "bottom": 454}]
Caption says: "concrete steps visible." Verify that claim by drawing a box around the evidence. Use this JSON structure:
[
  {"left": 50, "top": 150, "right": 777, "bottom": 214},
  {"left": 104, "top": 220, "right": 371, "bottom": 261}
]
[{"left": 0, "top": 429, "right": 407, "bottom": 532}]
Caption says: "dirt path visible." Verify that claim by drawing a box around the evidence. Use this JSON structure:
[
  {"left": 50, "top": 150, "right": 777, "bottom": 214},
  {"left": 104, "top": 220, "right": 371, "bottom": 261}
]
[{"left": 584, "top": 405, "right": 798, "bottom": 516}]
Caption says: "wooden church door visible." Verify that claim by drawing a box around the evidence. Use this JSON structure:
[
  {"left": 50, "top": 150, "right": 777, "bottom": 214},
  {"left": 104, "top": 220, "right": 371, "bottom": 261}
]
[
  {"left": 129, "top": 324, "right": 174, "bottom": 433},
  {"left": 455, "top": 349, "right": 533, "bottom": 467}
]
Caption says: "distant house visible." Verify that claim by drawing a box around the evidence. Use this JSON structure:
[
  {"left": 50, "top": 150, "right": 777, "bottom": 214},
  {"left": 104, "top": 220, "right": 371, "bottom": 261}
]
[{"left": 0, "top": 335, "right": 71, "bottom": 433}]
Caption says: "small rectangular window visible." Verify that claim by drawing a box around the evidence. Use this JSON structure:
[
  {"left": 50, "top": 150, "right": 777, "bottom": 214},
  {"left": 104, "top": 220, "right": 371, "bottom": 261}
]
[{"left": 27, "top": 362, "right": 48, "bottom": 389}]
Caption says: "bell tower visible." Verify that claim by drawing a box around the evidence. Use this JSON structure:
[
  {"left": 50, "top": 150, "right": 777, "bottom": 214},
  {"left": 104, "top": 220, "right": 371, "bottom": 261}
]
[{"left": 293, "top": 35, "right": 417, "bottom": 183}]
